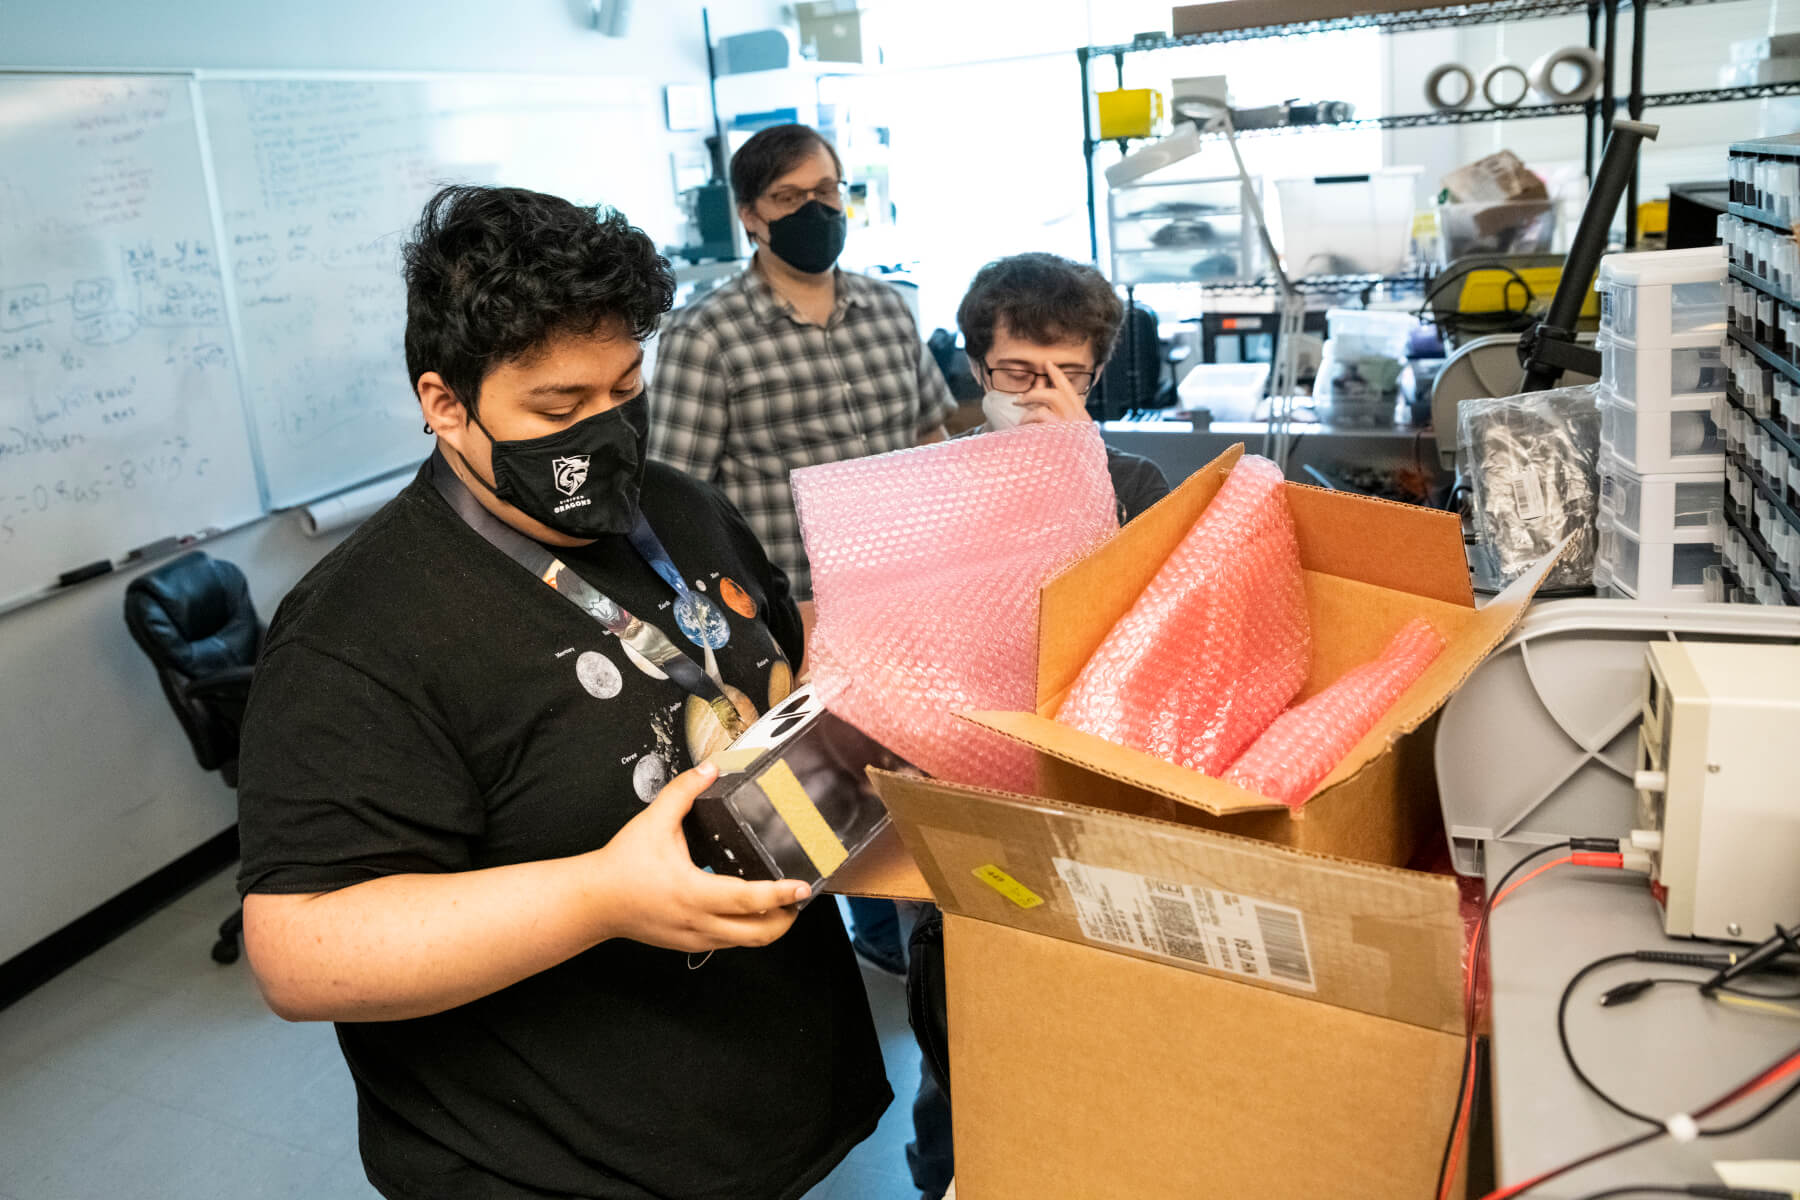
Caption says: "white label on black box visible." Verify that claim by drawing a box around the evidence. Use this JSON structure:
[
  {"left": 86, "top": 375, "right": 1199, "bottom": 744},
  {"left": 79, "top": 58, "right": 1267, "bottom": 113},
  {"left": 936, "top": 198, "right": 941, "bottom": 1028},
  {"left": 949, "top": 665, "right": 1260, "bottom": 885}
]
[
  {"left": 1510, "top": 464, "right": 1546, "bottom": 522},
  {"left": 1051, "top": 858, "right": 1316, "bottom": 991}
]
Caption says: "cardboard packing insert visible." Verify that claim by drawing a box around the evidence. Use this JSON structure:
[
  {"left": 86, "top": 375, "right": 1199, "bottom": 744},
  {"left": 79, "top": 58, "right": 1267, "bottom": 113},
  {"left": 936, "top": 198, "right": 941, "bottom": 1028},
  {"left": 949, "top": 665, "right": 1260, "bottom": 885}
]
[{"left": 858, "top": 446, "right": 1554, "bottom": 1199}]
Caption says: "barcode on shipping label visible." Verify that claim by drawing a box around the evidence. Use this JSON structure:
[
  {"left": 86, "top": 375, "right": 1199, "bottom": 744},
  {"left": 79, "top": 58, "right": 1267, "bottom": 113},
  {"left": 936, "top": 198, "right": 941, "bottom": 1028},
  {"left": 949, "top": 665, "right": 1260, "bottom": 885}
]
[
  {"left": 1510, "top": 465, "right": 1546, "bottom": 522},
  {"left": 1051, "top": 858, "right": 1316, "bottom": 991}
]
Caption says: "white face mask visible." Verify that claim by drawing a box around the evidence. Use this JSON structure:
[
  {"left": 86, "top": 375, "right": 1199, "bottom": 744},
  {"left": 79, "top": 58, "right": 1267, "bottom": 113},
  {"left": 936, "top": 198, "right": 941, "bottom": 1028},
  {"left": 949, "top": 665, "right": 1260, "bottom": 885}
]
[{"left": 981, "top": 388, "right": 1027, "bottom": 431}]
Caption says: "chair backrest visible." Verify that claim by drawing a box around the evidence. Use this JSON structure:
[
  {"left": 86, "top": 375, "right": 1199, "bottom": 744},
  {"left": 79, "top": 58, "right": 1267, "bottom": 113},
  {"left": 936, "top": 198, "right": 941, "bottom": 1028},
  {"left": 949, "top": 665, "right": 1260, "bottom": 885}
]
[
  {"left": 123, "top": 552, "right": 262, "bottom": 776},
  {"left": 1089, "top": 300, "right": 1166, "bottom": 420}
]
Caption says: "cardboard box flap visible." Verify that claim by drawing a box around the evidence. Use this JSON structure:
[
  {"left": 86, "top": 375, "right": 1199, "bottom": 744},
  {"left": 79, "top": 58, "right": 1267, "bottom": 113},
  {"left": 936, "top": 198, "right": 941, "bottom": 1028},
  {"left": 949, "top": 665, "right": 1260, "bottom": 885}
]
[
  {"left": 1035, "top": 445, "right": 1471, "bottom": 710},
  {"left": 966, "top": 709, "right": 1288, "bottom": 815},
  {"left": 1174, "top": 0, "right": 1443, "bottom": 37},
  {"left": 965, "top": 550, "right": 1554, "bottom": 818},
  {"left": 872, "top": 769, "right": 1466, "bottom": 1034},
  {"left": 1036, "top": 445, "right": 1239, "bottom": 710},
  {"left": 1309, "top": 547, "right": 1560, "bottom": 797},
  {"left": 1284, "top": 484, "right": 1473, "bottom": 607},
  {"left": 823, "top": 824, "right": 932, "bottom": 901}
]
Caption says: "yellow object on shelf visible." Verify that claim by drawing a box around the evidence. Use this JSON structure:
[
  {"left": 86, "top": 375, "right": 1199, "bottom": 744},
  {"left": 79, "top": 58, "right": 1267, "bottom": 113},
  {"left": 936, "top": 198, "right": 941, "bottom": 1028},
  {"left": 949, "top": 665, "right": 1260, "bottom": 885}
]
[
  {"left": 1453, "top": 263, "right": 1601, "bottom": 319},
  {"left": 1096, "top": 88, "right": 1164, "bottom": 140},
  {"left": 1638, "top": 199, "right": 1669, "bottom": 236}
]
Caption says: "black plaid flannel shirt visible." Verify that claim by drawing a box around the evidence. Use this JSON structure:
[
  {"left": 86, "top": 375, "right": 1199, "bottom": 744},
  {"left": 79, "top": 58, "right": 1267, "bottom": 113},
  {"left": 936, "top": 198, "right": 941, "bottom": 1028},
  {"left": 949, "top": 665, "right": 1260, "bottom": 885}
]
[{"left": 648, "top": 265, "right": 956, "bottom": 599}]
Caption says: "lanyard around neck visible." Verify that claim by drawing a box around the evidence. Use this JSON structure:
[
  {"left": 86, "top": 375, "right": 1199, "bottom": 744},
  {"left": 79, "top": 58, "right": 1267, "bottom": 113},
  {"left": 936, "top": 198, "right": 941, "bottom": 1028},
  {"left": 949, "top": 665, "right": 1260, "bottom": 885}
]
[{"left": 429, "top": 451, "right": 745, "bottom": 732}]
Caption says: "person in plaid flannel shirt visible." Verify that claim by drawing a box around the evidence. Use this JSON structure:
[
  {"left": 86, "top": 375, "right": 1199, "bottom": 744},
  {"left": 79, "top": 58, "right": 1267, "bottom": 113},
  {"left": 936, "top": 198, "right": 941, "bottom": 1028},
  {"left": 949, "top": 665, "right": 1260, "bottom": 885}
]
[{"left": 648, "top": 123, "right": 955, "bottom": 604}]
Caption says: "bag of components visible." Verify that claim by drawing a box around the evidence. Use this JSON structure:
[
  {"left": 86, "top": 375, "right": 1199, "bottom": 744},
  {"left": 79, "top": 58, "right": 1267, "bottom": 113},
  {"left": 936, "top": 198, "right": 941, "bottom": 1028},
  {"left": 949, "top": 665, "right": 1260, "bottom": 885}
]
[{"left": 1459, "top": 383, "right": 1601, "bottom": 591}]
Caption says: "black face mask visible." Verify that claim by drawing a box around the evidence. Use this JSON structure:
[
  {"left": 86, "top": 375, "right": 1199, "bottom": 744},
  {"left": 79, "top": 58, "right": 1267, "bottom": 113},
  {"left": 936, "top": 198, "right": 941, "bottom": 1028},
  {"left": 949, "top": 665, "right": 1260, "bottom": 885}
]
[
  {"left": 466, "top": 393, "right": 649, "bottom": 539},
  {"left": 764, "top": 199, "right": 847, "bottom": 275}
]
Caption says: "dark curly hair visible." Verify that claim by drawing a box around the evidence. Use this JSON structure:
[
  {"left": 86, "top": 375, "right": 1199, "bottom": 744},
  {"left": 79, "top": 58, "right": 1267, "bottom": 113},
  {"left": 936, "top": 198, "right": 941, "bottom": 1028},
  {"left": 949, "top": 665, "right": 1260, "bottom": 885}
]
[
  {"left": 402, "top": 185, "right": 674, "bottom": 412},
  {"left": 729, "top": 123, "right": 843, "bottom": 206},
  {"left": 957, "top": 253, "right": 1124, "bottom": 367}
]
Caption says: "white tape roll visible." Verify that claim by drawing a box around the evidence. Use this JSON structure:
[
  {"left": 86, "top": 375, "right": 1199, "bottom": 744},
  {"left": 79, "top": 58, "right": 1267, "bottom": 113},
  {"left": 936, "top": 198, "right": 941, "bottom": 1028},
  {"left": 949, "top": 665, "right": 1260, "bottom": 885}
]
[
  {"left": 1530, "top": 45, "right": 1604, "bottom": 103},
  {"left": 1424, "top": 63, "right": 1475, "bottom": 111},
  {"left": 1482, "top": 62, "right": 1531, "bottom": 109}
]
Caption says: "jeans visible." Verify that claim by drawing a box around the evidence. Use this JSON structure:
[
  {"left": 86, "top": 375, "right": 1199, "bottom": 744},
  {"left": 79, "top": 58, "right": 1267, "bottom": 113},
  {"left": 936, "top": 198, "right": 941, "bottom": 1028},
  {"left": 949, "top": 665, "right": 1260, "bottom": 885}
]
[
  {"left": 906, "top": 1063, "right": 953, "bottom": 1198},
  {"left": 846, "top": 897, "right": 903, "bottom": 961},
  {"left": 897, "top": 902, "right": 953, "bottom": 1198}
]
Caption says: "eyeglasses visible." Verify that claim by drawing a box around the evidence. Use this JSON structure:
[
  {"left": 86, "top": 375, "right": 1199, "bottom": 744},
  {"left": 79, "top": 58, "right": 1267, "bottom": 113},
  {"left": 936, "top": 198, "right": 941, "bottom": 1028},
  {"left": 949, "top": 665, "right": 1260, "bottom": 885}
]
[
  {"left": 761, "top": 180, "right": 848, "bottom": 216},
  {"left": 983, "top": 362, "right": 1098, "bottom": 396}
]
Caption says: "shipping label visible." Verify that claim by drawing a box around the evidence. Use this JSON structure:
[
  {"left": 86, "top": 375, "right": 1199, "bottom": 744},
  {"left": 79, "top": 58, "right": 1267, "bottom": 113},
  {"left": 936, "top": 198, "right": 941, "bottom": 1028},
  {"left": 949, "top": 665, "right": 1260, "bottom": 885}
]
[{"left": 1051, "top": 857, "right": 1316, "bottom": 991}]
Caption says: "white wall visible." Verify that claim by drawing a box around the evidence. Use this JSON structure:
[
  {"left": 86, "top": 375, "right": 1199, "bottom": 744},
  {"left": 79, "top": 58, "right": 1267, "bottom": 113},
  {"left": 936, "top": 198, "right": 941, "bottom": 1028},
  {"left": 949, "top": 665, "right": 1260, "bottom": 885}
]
[
  {"left": 0, "top": 0, "right": 782, "bottom": 964},
  {"left": 0, "top": 519, "right": 352, "bottom": 963}
]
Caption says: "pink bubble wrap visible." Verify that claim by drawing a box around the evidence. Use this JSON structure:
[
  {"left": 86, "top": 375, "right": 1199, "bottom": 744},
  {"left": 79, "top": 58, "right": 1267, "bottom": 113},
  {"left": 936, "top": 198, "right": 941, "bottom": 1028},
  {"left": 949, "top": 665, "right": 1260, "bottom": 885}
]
[
  {"left": 793, "top": 423, "right": 1120, "bottom": 792},
  {"left": 1055, "top": 455, "right": 1310, "bottom": 775},
  {"left": 1222, "top": 617, "right": 1445, "bottom": 808}
]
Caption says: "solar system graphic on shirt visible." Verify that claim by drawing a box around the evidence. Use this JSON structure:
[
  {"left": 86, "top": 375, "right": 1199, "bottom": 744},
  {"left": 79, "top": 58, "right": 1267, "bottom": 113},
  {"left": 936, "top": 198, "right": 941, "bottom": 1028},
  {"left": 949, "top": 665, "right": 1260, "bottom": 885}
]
[
  {"left": 631, "top": 705, "right": 680, "bottom": 802},
  {"left": 719, "top": 577, "right": 758, "bottom": 620},
  {"left": 574, "top": 651, "right": 623, "bottom": 700},
  {"left": 567, "top": 556, "right": 793, "bottom": 800},
  {"left": 673, "top": 592, "right": 731, "bottom": 650}
]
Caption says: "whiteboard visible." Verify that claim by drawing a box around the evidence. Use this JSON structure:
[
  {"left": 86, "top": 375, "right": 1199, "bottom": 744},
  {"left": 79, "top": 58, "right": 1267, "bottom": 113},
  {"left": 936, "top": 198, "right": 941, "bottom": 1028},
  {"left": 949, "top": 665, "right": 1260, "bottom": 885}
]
[
  {"left": 0, "top": 75, "right": 263, "bottom": 609},
  {"left": 199, "top": 75, "right": 666, "bottom": 509}
]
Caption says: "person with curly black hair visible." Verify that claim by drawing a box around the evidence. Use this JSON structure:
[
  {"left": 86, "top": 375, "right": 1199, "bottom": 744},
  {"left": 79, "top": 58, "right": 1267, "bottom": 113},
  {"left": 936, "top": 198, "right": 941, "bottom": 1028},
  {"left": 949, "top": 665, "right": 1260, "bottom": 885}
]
[{"left": 233, "top": 185, "right": 891, "bottom": 1200}]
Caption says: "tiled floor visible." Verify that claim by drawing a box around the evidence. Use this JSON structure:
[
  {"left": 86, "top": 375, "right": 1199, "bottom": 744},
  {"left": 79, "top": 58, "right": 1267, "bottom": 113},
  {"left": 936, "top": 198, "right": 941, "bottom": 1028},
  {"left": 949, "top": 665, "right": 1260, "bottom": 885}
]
[{"left": 0, "top": 870, "right": 923, "bottom": 1200}]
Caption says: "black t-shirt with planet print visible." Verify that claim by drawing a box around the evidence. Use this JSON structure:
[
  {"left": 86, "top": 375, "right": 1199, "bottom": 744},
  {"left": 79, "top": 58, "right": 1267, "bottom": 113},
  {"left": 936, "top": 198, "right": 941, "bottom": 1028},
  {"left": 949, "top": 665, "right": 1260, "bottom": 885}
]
[{"left": 235, "top": 460, "right": 890, "bottom": 1200}]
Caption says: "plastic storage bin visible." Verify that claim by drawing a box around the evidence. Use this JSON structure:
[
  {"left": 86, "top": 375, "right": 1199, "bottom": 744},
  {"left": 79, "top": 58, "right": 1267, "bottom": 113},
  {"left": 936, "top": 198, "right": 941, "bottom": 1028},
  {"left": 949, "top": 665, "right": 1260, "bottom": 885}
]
[
  {"left": 1595, "top": 521, "right": 1720, "bottom": 601},
  {"left": 1175, "top": 361, "right": 1269, "bottom": 420},
  {"left": 1436, "top": 200, "right": 1557, "bottom": 263},
  {"left": 1313, "top": 308, "right": 1416, "bottom": 427},
  {"left": 1597, "top": 245, "right": 1728, "bottom": 343},
  {"left": 1598, "top": 385, "right": 1724, "bottom": 474},
  {"left": 1598, "top": 329, "right": 1727, "bottom": 407},
  {"left": 1108, "top": 176, "right": 1259, "bottom": 286},
  {"left": 1597, "top": 451, "right": 1723, "bottom": 543},
  {"left": 1275, "top": 168, "right": 1421, "bottom": 276}
]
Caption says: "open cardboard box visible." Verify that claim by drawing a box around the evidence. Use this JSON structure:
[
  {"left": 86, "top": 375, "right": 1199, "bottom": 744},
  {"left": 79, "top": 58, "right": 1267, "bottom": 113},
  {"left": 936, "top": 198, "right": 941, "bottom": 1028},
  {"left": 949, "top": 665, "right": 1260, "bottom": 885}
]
[
  {"left": 963, "top": 444, "right": 1552, "bottom": 868},
  {"left": 872, "top": 770, "right": 1470, "bottom": 1199},
  {"left": 857, "top": 447, "right": 1558, "bottom": 1197}
]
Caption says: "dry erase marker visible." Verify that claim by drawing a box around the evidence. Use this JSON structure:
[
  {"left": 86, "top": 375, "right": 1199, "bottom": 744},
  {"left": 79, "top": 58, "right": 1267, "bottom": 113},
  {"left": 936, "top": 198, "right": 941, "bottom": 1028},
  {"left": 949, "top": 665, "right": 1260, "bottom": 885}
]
[
  {"left": 56, "top": 560, "right": 114, "bottom": 587},
  {"left": 123, "top": 536, "right": 183, "bottom": 562}
]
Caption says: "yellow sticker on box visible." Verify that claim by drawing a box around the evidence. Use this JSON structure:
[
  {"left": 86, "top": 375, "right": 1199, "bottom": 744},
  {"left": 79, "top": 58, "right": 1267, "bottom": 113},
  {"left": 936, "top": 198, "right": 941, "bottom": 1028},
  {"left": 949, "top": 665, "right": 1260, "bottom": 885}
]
[
  {"left": 973, "top": 864, "right": 1044, "bottom": 909},
  {"left": 758, "top": 760, "right": 849, "bottom": 876}
]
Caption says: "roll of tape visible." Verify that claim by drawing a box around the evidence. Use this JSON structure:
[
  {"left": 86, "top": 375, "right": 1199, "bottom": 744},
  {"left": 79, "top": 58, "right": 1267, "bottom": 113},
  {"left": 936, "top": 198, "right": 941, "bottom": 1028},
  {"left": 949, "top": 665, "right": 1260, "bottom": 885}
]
[
  {"left": 1482, "top": 62, "right": 1531, "bottom": 109},
  {"left": 1529, "top": 45, "right": 1604, "bottom": 103},
  {"left": 1424, "top": 63, "right": 1475, "bottom": 111}
]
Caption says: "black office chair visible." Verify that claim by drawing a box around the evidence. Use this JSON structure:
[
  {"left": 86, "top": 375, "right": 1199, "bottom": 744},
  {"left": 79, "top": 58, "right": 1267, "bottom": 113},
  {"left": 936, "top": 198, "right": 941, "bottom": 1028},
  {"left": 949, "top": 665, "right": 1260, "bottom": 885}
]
[
  {"left": 1088, "top": 299, "right": 1175, "bottom": 420},
  {"left": 123, "top": 552, "right": 263, "bottom": 964}
]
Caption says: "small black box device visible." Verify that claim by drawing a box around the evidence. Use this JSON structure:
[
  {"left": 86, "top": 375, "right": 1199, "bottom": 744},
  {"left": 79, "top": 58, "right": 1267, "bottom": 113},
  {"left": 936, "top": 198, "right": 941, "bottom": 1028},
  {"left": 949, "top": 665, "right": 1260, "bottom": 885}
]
[{"left": 683, "top": 685, "right": 904, "bottom": 894}]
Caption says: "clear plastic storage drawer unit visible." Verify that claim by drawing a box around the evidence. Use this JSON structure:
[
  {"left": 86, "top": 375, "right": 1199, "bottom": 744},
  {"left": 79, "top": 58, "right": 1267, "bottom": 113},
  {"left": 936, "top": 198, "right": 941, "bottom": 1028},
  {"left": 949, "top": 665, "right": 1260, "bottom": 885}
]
[
  {"left": 1595, "top": 521, "right": 1720, "bottom": 602},
  {"left": 1598, "top": 330, "right": 1728, "bottom": 408},
  {"left": 1597, "top": 245, "right": 1727, "bottom": 344},
  {"left": 1597, "top": 452, "right": 1723, "bottom": 543},
  {"left": 1598, "top": 386, "right": 1724, "bottom": 474},
  {"left": 1107, "top": 176, "right": 1259, "bottom": 286}
]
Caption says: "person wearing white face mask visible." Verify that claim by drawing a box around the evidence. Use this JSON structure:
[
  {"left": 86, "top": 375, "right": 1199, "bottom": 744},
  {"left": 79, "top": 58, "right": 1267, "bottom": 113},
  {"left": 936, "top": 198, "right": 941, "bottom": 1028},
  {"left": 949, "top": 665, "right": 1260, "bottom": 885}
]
[{"left": 957, "top": 252, "right": 1171, "bottom": 525}]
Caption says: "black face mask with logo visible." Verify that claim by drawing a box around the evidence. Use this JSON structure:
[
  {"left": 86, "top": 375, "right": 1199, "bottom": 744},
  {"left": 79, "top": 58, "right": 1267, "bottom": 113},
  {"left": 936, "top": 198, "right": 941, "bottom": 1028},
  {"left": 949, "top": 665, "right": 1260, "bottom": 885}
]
[
  {"left": 763, "top": 199, "right": 848, "bottom": 275},
  {"left": 465, "top": 392, "right": 650, "bottom": 539}
]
